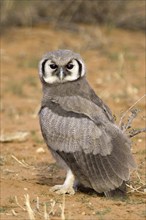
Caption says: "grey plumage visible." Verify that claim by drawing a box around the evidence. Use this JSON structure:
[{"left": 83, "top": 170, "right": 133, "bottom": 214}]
[{"left": 38, "top": 49, "right": 137, "bottom": 197}]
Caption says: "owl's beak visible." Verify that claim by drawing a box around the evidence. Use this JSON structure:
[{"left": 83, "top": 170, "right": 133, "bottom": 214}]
[{"left": 59, "top": 67, "right": 64, "bottom": 80}]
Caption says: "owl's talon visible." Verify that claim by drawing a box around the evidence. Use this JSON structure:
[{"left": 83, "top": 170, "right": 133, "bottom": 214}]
[{"left": 50, "top": 184, "right": 75, "bottom": 195}]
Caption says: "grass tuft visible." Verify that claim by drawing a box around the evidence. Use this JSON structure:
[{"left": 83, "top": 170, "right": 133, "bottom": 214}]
[{"left": 12, "top": 194, "right": 66, "bottom": 220}]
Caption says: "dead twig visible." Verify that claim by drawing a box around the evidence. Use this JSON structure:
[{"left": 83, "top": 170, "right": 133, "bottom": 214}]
[
  {"left": 12, "top": 155, "right": 29, "bottom": 168},
  {"left": 121, "top": 109, "right": 146, "bottom": 138},
  {"left": 135, "top": 170, "right": 145, "bottom": 185},
  {"left": 15, "top": 196, "right": 26, "bottom": 211},
  {"left": 59, "top": 194, "right": 65, "bottom": 220},
  {"left": 11, "top": 155, "right": 34, "bottom": 169},
  {"left": 11, "top": 209, "right": 17, "bottom": 216},
  {"left": 128, "top": 128, "right": 146, "bottom": 138},
  {"left": 126, "top": 167, "right": 146, "bottom": 195},
  {"left": 119, "top": 94, "right": 146, "bottom": 128},
  {"left": 14, "top": 194, "right": 66, "bottom": 219},
  {"left": 121, "top": 108, "right": 140, "bottom": 132},
  {"left": 49, "top": 199, "right": 56, "bottom": 215},
  {"left": 24, "top": 194, "right": 35, "bottom": 220},
  {"left": 126, "top": 183, "right": 146, "bottom": 194},
  {"left": 118, "top": 95, "right": 146, "bottom": 138},
  {"left": 36, "top": 196, "right": 39, "bottom": 211},
  {"left": 44, "top": 203, "right": 50, "bottom": 220}
]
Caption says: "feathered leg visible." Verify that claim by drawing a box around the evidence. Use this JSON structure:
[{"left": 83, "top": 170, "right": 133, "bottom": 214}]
[{"left": 50, "top": 169, "right": 75, "bottom": 195}]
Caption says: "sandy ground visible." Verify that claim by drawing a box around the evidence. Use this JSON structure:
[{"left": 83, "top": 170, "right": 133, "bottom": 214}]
[{"left": 1, "top": 24, "right": 145, "bottom": 220}]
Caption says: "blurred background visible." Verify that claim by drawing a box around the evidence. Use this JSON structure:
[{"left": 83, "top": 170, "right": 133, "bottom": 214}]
[
  {"left": 1, "top": 0, "right": 145, "bottom": 30},
  {"left": 1, "top": 1, "right": 146, "bottom": 220},
  {"left": 1, "top": 0, "right": 145, "bottom": 124}
]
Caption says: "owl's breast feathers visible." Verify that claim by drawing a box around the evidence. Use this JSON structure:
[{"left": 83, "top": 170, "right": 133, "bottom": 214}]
[{"left": 39, "top": 77, "right": 137, "bottom": 193}]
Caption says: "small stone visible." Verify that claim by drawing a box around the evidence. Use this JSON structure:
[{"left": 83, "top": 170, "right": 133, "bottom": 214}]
[
  {"left": 82, "top": 212, "right": 86, "bottom": 215},
  {"left": 138, "top": 139, "right": 142, "bottom": 143},
  {"left": 36, "top": 147, "right": 45, "bottom": 153},
  {"left": 0, "top": 132, "right": 29, "bottom": 143}
]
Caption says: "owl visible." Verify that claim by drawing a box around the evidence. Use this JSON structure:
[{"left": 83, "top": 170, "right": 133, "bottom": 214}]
[{"left": 38, "top": 49, "right": 137, "bottom": 197}]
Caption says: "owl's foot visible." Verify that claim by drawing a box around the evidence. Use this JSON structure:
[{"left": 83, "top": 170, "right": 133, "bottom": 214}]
[
  {"left": 50, "top": 169, "right": 75, "bottom": 195},
  {"left": 50, "top": 184, "right": 75, "bottom": 195}
]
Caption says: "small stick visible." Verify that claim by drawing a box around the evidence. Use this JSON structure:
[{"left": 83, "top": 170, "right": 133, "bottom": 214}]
[
  {"left": 128, "top": 128, "right": 146, "bottom": 138},
  {"left": 119, "top": 94, "right": 146, "bottom": 127},
  {"left": 59, "top": 194, "right": 65, "bottom": 220},
  {"left": 126, "top": 183, "right": 146, "bottom": 194},
  {"left": 12, "top": 155, "right": 34, "bottom": 169},
  {"left": 36, "top": 196, "right": 39, "bottom": 211},
  {"left": 12, "top": 155, "right": 29, "bottom": 168},
  {"left": 15, "top": 196, "right": 26, "bottom": 211},
  {"left": 24, "top": 194, "right": 35, "bottom": 220},
  {"left": 135, "top": 170, "right": 146, "bottom": 185},
  {"left": 11, "top": 209, "right": 17, "bottom": 216},
  {"left": 21, "top": 159, "right": 32, "bottom": 167},
  {"left": 121, "top": 109, "right": 139, "bottom": 132},
  {"left": 49, "top": 199, "right": 56, "bottom": 215},
  {"left": 44, "top": 203, "right": 50, "bottom": 220}
]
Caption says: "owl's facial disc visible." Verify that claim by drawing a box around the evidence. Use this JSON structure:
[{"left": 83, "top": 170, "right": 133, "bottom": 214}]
[{"left": 40, "top": 59, "right": 85, "bottom": 84}]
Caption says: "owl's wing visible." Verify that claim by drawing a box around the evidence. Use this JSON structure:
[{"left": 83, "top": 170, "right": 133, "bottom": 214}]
[
  {"left": 40, "top": 97, "right": 136, "bottom": 193},
  {"left": 88, "top": 88, "right": 114, "bottom": 122},
  {"left": 50, "top": 95, "right": 112, "bottom": 125}
]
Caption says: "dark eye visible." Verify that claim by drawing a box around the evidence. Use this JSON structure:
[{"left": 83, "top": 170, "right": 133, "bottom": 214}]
[
  {"left": 66, "top": 63, "right": 74, "bottom": 70},
  {"left": 50, "top": 64, "right": 58, "bottom": 69}
]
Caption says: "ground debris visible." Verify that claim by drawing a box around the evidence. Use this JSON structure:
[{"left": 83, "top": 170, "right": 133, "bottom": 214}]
[
  {"left": 36, "top": 147, "right": 45, "bottom": 153},
  {"left": 0, "top": 131, "right": 30, "bottom": 143},
  {"left": 120, "top": 108, "right": 140, "bottom": 132},
  {"left": 118, "top": 94, "right": 146, "bottom": 138},
  {"left": 128, "top": 128, "right": 146, "bottom": 138}
]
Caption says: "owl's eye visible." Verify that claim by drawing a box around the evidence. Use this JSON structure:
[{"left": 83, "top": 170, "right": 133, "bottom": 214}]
[
  {"left": 50, "top": 64, "right": 58, "bottom": 69},
  {"left": 66, "top": 63, "right": 74, "bottom": 70}
]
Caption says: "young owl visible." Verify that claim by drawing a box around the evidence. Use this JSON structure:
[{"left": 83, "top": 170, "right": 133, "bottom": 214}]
[{"left": 38, "top": 49, "right": 137, "bottom": 197}]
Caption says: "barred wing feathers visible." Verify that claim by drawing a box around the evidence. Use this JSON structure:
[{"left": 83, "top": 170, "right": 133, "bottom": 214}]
[{"left": 39, "top": 95, "right": 136, "bottom": 193}]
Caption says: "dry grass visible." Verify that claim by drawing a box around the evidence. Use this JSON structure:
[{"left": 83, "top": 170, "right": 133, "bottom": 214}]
[
  {"left": 126, "top": 169, "right": 146, "bottom": 195},
  {"left": 1, "top": 21, "right": 145, "bottom": 219},
  {"left": 119, "top": 95, "right": 146, "bottom": 139},
  {"left": 0, "top": 0, "right": 145, "bottom": 30},
  {"left": 7, "top": 153, "right": 145, "bottom": 219},
  {"left": 119, "top": 94, "right": 146, "bottom": 129},
  {"left": 13, "top": 194, "right": 66, "bottom": 220}
]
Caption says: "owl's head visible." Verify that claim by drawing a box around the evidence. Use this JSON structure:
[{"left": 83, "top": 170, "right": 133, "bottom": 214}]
[{"left": 39, "top": 50, "right": 86, "bottom": 84}]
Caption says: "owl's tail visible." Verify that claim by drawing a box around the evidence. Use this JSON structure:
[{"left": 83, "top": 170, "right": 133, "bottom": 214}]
[{"left": 104, "top": 181, "right": 127, "bottom": 198}]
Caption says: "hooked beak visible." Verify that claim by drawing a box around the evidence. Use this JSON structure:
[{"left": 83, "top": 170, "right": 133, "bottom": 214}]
[{"left": 59, "top": 67, "right": 64, "bottom": 80}]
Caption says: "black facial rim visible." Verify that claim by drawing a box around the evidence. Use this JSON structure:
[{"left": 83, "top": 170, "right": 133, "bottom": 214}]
[
  {"left": 75, "top": 59, "right": 82, "bottom": 77},
  {"left": 41, "top": 59, "right": 49, "bottom": 76},
  {"left": 41, "top": 58, "right": 83, "bottom": 78}
]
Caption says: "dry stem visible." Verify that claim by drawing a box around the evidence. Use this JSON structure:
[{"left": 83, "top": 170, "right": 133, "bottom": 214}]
[
  {"left": 44, "top": 203, "right": 50, "bottom": 220},
  {"left": 15, "top": 196, "right": 26, "bottom": 211},
  {"left": 59, "top": 194, "right": 65, "bottom": 220},
  {"left": 24, "top": 194, "right": 35, "bottom": 220},
  {"left": 121, "top": 108, "right": 140, "bottom": 132},
  {"left": 11, "top": 155, "right": 34, "bottom": 169},
  {"left": 126, "top": 183, "right": 146, "bottom": 194},
  {"left": 119, "top": 94, "right": 146, "bottom": 127},
  {"left": 128, "top": 128, "right": 146, "bottom": 138},
  {"left": 49, "top": 199, "right": 56, "bottom": 215},
  {"left": 11, "top": 209, "right": 17, "bottom": 216}
]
